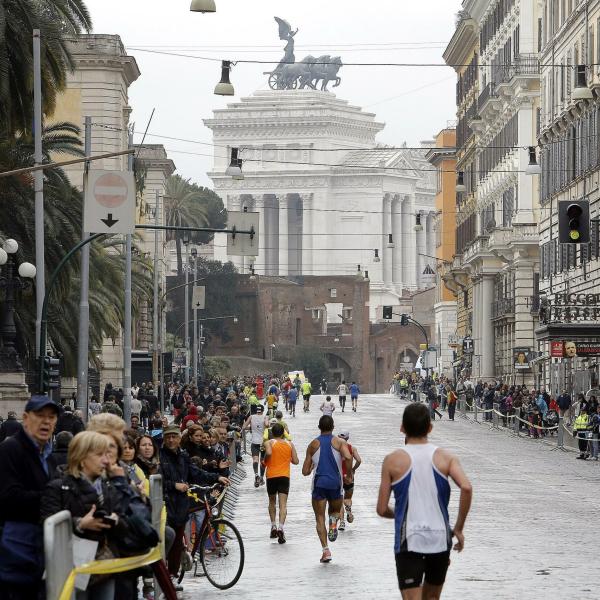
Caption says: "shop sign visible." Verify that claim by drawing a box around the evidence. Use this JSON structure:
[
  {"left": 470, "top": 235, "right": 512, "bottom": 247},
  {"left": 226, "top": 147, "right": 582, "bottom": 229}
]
[
  {"left": 542, "top": 293, "right": 600, "bottom": 323},
  {"left": 550, "top": 341, "right": 564, "bottom": 357},
  {"left": 552, "top": 341, "right": 600, "bottom": 358}
]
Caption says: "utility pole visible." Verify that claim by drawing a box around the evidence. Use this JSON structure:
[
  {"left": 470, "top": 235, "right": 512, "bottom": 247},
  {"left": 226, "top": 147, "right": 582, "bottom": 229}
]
[
  {"left": 184, "top": 244, "right": 190, "bottom": 383},
  {"left": 77, "top": 117, "right": 92, "bottom": 421},
  {"left": 152, "top": 190, "right": 159, "bottom": 389},
  {"left": 33, "top": 29, "right": 45, "bottom": 357},
  {"left": 199, "top": 323, "right": 204, "bottom": 383},
  {"left": 123, "top": 131, "right": 133, "bottom": 426}
]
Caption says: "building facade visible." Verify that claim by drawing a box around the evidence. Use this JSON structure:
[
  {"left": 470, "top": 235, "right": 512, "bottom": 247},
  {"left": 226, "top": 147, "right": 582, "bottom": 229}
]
[
  {"left": 537, "top": 0, "right": 600, "bottom": 394},
  {"left": 444, "top": 1, "right": 542, "bottom": 384},
  {"left": 426, "top": 128, "right": 458, "bottom": 377},
  {"left": 204, "top": 90, "right": 437, "bottom": 322}
]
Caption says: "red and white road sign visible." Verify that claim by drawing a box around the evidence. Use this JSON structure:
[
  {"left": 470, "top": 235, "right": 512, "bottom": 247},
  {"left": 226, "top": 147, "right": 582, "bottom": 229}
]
[{"left": 84, "top": 170, "right": 135, "bottom": 234}]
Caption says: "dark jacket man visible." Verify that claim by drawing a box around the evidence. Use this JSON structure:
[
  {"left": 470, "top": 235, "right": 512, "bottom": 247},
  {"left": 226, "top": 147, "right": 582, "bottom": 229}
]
[
  {"left": 55, "top": 407, "right": 84, "bottom": 436},
  {"left": 0, "top": 412, "right": 22, "bottom": 443}
]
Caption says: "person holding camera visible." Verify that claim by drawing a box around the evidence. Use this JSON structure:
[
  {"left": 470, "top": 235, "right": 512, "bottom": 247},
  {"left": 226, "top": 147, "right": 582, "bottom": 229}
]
[{"left": 41, "top": 431, "right": 129, "bottom": 600}]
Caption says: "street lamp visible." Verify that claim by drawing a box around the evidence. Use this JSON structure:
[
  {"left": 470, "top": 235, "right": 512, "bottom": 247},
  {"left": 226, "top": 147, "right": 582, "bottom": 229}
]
[
  {"left": 373, "top": 249, "right": 380, "bottom": 262},
  {"left": 0, "top": 239, "right": 36, "bottom": 372},
  {"left": 182, "top": 233, "right": 191, "bottom": 383},
  {"left": 525, "top": 146, "right": 541, "bottom": 175},
  {"left": 215, "top": 60, "right": 235, "bottom": 96},
  {"left": 190, "top": 0, "right": 216, "bottom": 12}
]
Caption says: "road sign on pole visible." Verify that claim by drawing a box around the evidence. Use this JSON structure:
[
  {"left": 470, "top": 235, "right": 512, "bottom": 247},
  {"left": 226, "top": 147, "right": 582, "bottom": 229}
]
[
  {"left": 192, "top": 286, "right": 205, "bottom": 310},
  {"left": 84, "top": 170, "right": 135, "bottom": 234},
  {"left": 226, "top": 210, "right": 259, "bottom": 256}
]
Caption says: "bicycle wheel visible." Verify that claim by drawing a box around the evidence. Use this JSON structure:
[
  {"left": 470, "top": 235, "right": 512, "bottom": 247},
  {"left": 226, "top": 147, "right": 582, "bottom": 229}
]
[{"left": 200, "top": 518, "right": 244, "bottom": 590}]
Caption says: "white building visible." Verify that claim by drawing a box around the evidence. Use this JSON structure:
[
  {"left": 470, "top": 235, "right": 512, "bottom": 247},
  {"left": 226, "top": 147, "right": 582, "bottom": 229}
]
[{"left": 204, "top": 90, "right": 436, "bottom": 321}]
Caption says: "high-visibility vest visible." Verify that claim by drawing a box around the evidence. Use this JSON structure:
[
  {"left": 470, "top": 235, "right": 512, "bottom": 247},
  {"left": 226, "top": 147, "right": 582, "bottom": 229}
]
[{"left": 574, "top": 414, "right": 590, "bottom": 430}]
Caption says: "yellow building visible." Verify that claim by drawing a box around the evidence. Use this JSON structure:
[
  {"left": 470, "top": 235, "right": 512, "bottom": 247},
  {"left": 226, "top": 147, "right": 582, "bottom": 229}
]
[{"left": 426, "top": 128, "right": 457, "bottom": 376}]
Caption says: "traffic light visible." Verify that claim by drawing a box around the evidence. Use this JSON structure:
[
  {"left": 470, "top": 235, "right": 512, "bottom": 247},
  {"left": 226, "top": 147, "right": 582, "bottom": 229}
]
[
  {"left": 382, "top": 306, "right": 393, "bottom": 320},
  {"left": 40, "top": 355, "right": 60, "bottom": 393},
  {"left": 400, "top": 314, "right": 409, "bottom": 326},
  {"left": 558, "top": 200, "right": 590, "bottom": 243}
]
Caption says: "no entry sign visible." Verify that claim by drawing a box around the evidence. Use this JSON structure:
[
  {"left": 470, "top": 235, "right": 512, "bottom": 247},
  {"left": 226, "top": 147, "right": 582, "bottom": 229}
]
[{"left": 84, "top": 170, "right": 135, "bottom": 234}]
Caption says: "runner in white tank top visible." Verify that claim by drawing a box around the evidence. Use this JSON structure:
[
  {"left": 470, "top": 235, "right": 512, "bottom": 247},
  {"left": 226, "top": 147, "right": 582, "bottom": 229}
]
[{"left": 377, "top": 403, "right": 473, "bottom": 598}]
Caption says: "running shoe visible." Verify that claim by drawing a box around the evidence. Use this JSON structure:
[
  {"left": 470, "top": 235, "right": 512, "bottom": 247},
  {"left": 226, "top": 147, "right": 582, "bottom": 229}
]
[
  {"left": 260, "top": 476, "right": 265, "bottom": 486},
  {"left": 346, "top": 510, "right": 354, "bottom": 524},
  {"left": 254, "top": 475, "right": 260, "bottom": 487},
  {"left": 338, "top": 519, "right": 345, "bottom": 531},
  {"left": 320, "top": 548, "right": 332, "bottom": 563},
  {"left": 328, "top": 516, "right": 338, "bottom": 542},
  {"left": 277, "top": 529, "right": 286, "bottom": 544},
  {"left": 270, "top": 526, "right": 278, "bottom": 539}
]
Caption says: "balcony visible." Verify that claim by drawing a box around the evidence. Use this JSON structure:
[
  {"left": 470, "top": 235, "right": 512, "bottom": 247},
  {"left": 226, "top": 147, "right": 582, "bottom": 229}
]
[
  {"left": 498, "top": 54, "right": 540, "bottom": 86},
  {"left": 462, "top": 235, "right": 490, "bottom": 264},
  {"left": 492, "top": 297, "right": 515, "bottom": 319},
  {"left": 478, "top": 82, "right": 499, "bottom": 110}
]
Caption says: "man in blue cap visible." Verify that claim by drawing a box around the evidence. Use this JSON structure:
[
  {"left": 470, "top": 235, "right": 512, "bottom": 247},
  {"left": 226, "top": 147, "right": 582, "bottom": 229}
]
[{"left": 0, "top": 394, "right": 60, "bottom": 599}]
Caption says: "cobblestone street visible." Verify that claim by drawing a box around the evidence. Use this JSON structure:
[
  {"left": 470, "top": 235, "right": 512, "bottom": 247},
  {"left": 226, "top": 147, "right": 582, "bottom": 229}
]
[{"left": 182, "top": 394, "right": 597, "bottom": 599}]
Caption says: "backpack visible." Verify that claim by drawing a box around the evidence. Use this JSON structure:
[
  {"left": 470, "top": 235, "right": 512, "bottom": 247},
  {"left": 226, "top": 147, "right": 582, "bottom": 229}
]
[{"left": 115, "top": 494, "right": 159, "bottom": 557}]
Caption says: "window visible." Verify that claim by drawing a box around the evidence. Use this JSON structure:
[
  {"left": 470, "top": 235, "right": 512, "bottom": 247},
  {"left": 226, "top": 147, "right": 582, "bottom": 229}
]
[
  {"left": 311, "top": 309, "right": 320, "bottom": 320},
  {"left": 342, "top": 307, "right": 353, "bottom": 321},
  {"left": 330, "top": 288, "right": 337, "bottom": 298},
  {"left": 538, "top": 18, "right": 543, "bottom": 52}
]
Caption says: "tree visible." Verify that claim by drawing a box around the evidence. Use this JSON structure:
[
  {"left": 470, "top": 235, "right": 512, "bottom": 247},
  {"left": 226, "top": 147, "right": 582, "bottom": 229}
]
[
  {"left": 164, "top": 175, "right": 227, "bottom": 275},
  {"left": 0, "top": 0, "right": 92, "bottom": 137},
  {"left": 290, "top": 346, "right": 329, "bottom": 384}
]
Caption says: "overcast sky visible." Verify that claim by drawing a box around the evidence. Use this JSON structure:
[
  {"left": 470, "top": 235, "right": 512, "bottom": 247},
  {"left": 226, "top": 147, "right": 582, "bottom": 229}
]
[{"left": 85, "top": 0, "right": 460, "bottom": 187}]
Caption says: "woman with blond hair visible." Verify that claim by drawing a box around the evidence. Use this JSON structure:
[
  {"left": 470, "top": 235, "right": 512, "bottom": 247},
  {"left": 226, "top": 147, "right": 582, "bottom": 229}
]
[{"left": 41, "top": 431, "right": 130, "bottom": 600}]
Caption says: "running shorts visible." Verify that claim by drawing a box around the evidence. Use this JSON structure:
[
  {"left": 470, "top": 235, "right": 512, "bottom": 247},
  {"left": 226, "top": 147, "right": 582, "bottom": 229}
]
[
  {"left": 251, "top": 443, "right": 262, "bottom": 457},
  {"left": 343, "top": 482, "right": 354, "bottom": 493},
  {"left": 266, "top": 476, "right": 290, "bottom": 496},
  {"left": 312, "top": 486, "right": 343, "bottom": 501},
  {"left": 351, "top": 395, "right": 358, "bottom": 400},
  {"left": 339, "top": 395, "right": 346, "bottom": 401},
  {"left": 303, "top": 394, "right": 311, "bottom": 401},
  {"left": 395, "top": 550, "right": 451, "bottom": 590}
]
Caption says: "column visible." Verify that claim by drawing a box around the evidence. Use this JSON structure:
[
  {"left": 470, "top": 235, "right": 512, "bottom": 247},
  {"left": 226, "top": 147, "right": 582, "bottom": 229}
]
[
  {"left": 254, "top": 195, "right": 266, "bottom": 274},
  {"left": 382, "top": 194, "right": 393, "bottom": 285},
  {"left": 480, "top": 274, "right": 495, "bottom": 379},
  {"left": 515, "top": 101, "right": 535, "bottom": 224},
  {"left": 277, "top": 194, "right": 289, "bottom": 276},
  {"left": 416, "top": 211, "right": 426, "bottom": 288},
  {"left": 471, "top": 277, "right": 480, "bottom": 378},
  {"left": 300, "top": 193, "right": 313, "bottom": 275},
  {"left": 402, "top": 195, "right": 417, "bottom": 289},
  {"left": 227, "top": 194, "right": 243, "bottom": 271},
  {"left": 427, "top": 212, "right": 436, "bottom": 263},
  {"left": 391, "top": 195, "right": 403, "bottom": 289}
]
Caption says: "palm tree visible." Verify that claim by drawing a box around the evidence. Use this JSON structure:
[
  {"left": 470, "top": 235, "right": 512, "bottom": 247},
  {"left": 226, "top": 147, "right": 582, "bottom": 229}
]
[
  {"left": 0, "top": 0, "right": 92, "bottom": 136},
  {"left": 164, "top": 175, "right": 213, "bottom": 275}
]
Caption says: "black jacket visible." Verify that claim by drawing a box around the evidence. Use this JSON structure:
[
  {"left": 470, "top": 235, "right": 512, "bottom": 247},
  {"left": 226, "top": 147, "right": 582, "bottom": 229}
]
[
  {"left": 40, "top": 473, "right": 130, "bottom": 544},
  {"left": 0, "top": 417, "right": 22, "bottom": 443},
  {"left": 55, "top": 412, "right": 85, "bottom": 436},
  {"left": 0, "top": 429, "right": 57, "bottom": 525},
  {"left": 159, "top": 446, "right": 218, "bottom": 526},
  {"left": 51, "top": 447, "right": 69, "bottom": 468}
]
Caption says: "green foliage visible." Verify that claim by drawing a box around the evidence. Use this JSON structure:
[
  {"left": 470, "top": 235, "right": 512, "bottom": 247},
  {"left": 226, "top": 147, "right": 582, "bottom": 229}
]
[
  {"left": 164, "top": 175, "right": 227, "bottom": 275},
  {"left": 289, "top": 346, "right": 329, "bottom": 384},
  {"left": 0, "top": 0, "right": 92, "bottom": 136},
  {"left": 203, "top": 357, "right": 231, "bottom": 382}
]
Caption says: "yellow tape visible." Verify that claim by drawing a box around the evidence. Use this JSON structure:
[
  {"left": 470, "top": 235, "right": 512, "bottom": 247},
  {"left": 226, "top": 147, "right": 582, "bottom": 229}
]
[{"left": 59, "top": 508, "right": 166, "bottom": 600}]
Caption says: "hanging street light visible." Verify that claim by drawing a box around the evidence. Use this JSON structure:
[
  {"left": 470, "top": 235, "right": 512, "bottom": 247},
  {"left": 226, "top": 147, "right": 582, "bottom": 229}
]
[
  {"left": 190, "top": 0, "right": 216, "bottom": 12},
  {"left": 525, "top": 146, "right": 542, "bottom": 175},
  {"left": 214, "top": 60, "right": 235, "bottom": 96}
]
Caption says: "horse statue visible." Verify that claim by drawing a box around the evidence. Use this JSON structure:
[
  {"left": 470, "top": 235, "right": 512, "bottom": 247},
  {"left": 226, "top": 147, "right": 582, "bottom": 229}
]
[{"left": 310, "top": 56, "right": 343, "bottom": 91}]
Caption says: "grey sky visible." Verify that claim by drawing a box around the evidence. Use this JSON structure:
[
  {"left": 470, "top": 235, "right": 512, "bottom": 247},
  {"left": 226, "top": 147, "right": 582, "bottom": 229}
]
[{"left": 85, "top": 0, "right": 460, "bottom": 186}]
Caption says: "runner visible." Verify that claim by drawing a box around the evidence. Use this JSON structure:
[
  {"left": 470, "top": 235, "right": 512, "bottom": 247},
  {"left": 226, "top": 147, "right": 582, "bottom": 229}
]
[
  {"left": 287, "top": 386, "right": 298, "bottom": 418},
  {"left": 320, "top": 395, "right": 336, "bottom": 416},
  {"left": 264, "top": 423, "right": 299, "bottom": 544},
  {"left": 337, "top": 381, "right": 348, "bottom": 412},
  {"left": 349, "top": 381, "right": 360, "bottom": 413},
  {"left": 320, "top": 378, "right": 328, "bottom": 395},
  {"left": 244, "top": 404, "right": 267, "bottom": 487},
  {"left": 266, "top": 389, "right": 278, "bottom": 418},
  {"left": 376, "top": 403, "right": 473, "bottom": 599},
  {"left": 302, "top": 415, "right": 353, "bottom": 564},
  {"left": 302, "top": 378, "right": 313, "bottom": 413},
  {"left": 337, "top": 430, "right": 361, "bottom": 531}
]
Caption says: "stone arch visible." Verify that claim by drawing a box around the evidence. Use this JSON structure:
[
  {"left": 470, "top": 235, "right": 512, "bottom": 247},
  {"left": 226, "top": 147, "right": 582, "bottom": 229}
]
[
  {"left": 325, "top": 352, "right": 352, "bottom": 385},
  {"left": 395, "top": 346, "right": 419, "bottom": 371}
]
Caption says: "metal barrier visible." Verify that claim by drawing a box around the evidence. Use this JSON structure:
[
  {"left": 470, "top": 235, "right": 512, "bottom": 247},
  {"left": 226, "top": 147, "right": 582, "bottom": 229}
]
[
  {"left": 491, "top": 403, "right": 500, "bottom": 430},
  {"left": 44, "top": 510, "right": 73, "bottom": 600}
]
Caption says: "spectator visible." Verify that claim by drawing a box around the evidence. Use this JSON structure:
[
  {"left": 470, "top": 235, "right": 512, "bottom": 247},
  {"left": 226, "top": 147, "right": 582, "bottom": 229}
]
[
  {"left": 0, "top": 395, "right": 60, "bottom": 598},
  {"left": 180, "top": 404, "right": 200, "bottom": 430},
  {"left": 574, "top": 407, "right": 591, "bottom": 460},
  {"left": 55, "top": 405, "right": 85, "bottom": 436},
  {"left": 51, "top": 431, "right": 74, "bottom": 468},
  {"left": 130, "top": 394, "right": 142, "bottom": 419},
  {"left": 135, "top": 434, "right": 160, "bottom": 479},
  {"left": 89, "top": 395, "right": 102, "bottom": 417},
  {"left": 0, "top": 411, "right": 22, "bottom": 442},
  {"left": 102, "top": 395, "right": 123, "bottom": 418}
]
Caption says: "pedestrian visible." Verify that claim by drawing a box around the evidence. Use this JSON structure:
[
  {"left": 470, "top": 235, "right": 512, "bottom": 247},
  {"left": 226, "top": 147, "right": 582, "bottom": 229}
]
[
  {"left": 337, "top": 381, "right": 348, "bottom": 412},
  {"left": 55, "top": 405, "right": 85, "bottom": 436},
  {"left": 377, "top": 402, "right": 473, "bottom": 597},
  {"left": 263, "top": 422, "right": 299, "bottom": 544},
  {"left": 51, "top": 431, "right": 73, "bottom": 467},
  {"left": 0, "top": 410, "right": 22, "bottom": 442},
  {"left": 320, "top": 395, "right": 336, "bottom": 416},
  {"left": 447, "top": 386, "right": 457, "bottom": 421},
  {"left": 301, "top": 415, "right": 353, "bottom": 563},
  {"left": 573, "top": 408, "right": 591, "bottom": 459},
  {"left": 0, "top": 395, "right": 60, "bottom": 598},
  {"left": 349, "top": 381, "right": 360, "bottom": 412},
  {"left": 89, "top": 395, "right": 102, "bottom": 417},
  {"left": 287, "top": 386, "right": 298, "bottom": 417},
  {"left": 244, "top": 405, "right": 267, "bottom": 487}
]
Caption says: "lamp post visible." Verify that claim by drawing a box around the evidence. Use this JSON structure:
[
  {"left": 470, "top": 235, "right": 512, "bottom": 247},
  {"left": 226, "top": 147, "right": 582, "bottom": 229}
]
[
  {"left": 182, "top": 231, "right": 191, "bottom": 383},
  {"left": 190, "top": 247, "right": 198, "bottom": 384},
  {"left": 0, "top": 240, "right": 36, "bottom": 372}
]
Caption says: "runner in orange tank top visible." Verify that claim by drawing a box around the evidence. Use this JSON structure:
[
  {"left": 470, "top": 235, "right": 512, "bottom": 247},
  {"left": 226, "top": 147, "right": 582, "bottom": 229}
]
[{"left": 263, "top": 422, "right": 299, "bottom": 544}]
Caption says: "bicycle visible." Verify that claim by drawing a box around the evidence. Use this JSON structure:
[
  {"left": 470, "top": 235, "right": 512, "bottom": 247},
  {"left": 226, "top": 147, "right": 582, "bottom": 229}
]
[{"left": 178, "top": 483, "right": 245, "bottom": 589}]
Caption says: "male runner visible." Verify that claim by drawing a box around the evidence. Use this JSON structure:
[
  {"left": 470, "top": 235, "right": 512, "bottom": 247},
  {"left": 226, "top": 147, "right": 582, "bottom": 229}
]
[
  {"left": 337, "top": 431, "right": 361, "bottom": 531},
  {"left": 302, "top": 378, "right": 313, "bottom": 412},
  {"left": 287, "top": 385, "right": 298, "bottom": 417},
  {"left": 302, "top": 415, "right": 353, "bottom": 564},
  {"left": 244, "top": 404, "right": 267, "bottom": 487},
  {"left": 349, "top": 381, "right": 360, "bottom": 412},
  {"left": 337, "top": 381, "right": 348, "bottom": 412},
  {"left": 320, "top": 395, "right": 336, "bottom": 416},
  {"left": 264, "top": 423, "right": 299, "bottom": 544},
  {"left": 377, "top": 403, "right": 473, "bottom": 599}
]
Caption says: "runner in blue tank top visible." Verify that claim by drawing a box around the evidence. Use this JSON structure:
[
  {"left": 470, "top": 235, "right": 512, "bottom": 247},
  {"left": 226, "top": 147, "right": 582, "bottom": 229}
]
[
  {"left": 302, "top": 415, "right": 352, "bottom": 564},
  {"left": 377, "top": 403, "right": 473, "bottom": 599}
]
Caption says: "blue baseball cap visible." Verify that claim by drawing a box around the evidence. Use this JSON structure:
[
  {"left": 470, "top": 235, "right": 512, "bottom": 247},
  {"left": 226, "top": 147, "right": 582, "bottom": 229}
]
[{"left": 25, "top": 395, "right": 61, "bottom": 413}]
